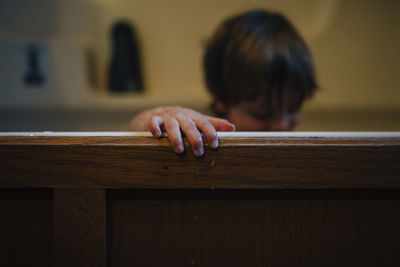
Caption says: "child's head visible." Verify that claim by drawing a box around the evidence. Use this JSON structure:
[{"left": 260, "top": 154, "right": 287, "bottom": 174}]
[{"left": 203, "top": 9, "right": 318, "bottom": 131}]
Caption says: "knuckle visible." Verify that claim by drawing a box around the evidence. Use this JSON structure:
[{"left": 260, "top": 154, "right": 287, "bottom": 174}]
[
  {"left": 187, "top": 121, "right": 197, "bottom": 129},
  {"left": 164, "top": 117, "right": 176, "bottom": 126},
  {"left": 150, "top": 115, "right": 158, "bottom": 123},
  {"left": 173, "top": 112, "right": 183, "bottom": 118},
  {"left": 196, "top": 117, "right": 208, "bottom": 125}
]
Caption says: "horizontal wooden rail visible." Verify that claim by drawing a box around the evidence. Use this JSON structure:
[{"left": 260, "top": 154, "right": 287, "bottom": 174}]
[{"left": 0, "top": 132, "right": 399, "bottom": 189}]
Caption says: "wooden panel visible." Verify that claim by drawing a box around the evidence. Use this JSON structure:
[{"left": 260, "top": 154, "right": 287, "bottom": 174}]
[
  {"left": 0, "top": 133, "right": 399, "bottom": 189},
  {"left": 107, "top": 189, "right": 400, "bottom": 267},
  {"left": 106, "top": 190, "right": 190, "bottom": 267},
  {"left": 53, "top": 188, "right": 105, "bottom": 267},
  {"left": 0, "top": 189, "right": 52, "bottom": 267},
  {"left": 0, "top": 133, "right": 399, "bottom": 266}
]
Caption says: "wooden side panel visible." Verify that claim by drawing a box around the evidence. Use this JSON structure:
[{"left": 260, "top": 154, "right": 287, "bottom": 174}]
[
  {"left": 0, "top": 134, "right": 399, "bottom": 266},
  {"left": 106, "top": 190, "right": 190, "bottom": 267},
  {"left": 107, "top": 189, "right": 400, "bottom": 267},
  {"left": 0, "top": 144, "right": 399, "bottom": 189},
  {"left": 0, "top": 189, "right": 52, "bottom": 267},
  {"left": 53, "top": 188, "right": 105, "bottom": 267}
]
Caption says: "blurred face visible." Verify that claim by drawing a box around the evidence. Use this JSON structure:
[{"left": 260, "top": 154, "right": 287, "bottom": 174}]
[{"left": 225, "top": 101, "right": 300, "bottom": 131}]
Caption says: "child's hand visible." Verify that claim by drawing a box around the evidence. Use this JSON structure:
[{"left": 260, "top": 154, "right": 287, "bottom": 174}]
[{"left": 130, "top": 106, "right": 235, "bottom": 156}]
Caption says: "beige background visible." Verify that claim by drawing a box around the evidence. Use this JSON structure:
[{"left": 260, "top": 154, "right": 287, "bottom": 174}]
[{"left": 0, "top": 0, "right": 399, "bottom": 112}]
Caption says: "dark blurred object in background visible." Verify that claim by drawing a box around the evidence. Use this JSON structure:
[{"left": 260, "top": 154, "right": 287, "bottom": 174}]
[
  {"left": 24, "top": 44, "right": 46, "bottom": 87},
  {"left": 109, "top": 21, "right": 144, "bottom": 93}
]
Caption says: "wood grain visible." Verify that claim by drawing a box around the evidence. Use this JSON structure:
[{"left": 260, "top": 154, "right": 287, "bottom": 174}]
[
  {"left": 0, "top": 134, "right": 399, "bottom": 188},
  {"left": 0, "top": 189, "right": 52, "bottom": 267},
  {"left": 0, "top": 133, "right": 399, "bottom": 266},
  {"left": 107, "top": 189, "right": 400, "bottom": 267},
  {"left": 53, "top": 188, "right": 105, "bottom": 267}
]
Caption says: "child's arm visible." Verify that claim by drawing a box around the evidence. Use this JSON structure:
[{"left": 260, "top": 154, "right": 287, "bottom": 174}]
[{"left": 130, "top": 106, "right": 235, "bottom": 156}]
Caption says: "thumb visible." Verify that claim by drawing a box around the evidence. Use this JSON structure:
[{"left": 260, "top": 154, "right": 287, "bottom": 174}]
[{"left": 208, "top": 117, "right": 236, "bottom": 131}]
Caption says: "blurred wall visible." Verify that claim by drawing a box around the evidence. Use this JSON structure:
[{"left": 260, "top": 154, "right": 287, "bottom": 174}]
[{"left": 0, "top": 0, "right": 399, "bottom": 110}]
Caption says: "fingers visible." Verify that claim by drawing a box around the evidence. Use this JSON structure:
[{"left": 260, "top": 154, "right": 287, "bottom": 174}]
[
  {"left": 148, "top": 116, "right": 163, "bottom": 138},
  {"left": 192, "top": 117, "right": 219, "bottom": 149},
  {"left": 163, "top": 117, "right": 184, "bottom": 154},
  {"left": 142, "top": 106, "right": 235, "bottom": 156},
  {"left": 176, "top": 114, "right": 204, "bottom": 157},
  {"left": 208, "top": 117, "right": 236, "bottom": 131}
]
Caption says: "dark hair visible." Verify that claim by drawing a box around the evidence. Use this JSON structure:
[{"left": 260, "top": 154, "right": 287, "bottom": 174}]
[{"left": 203, "top": 9, "right": 318, "bottom": 117}]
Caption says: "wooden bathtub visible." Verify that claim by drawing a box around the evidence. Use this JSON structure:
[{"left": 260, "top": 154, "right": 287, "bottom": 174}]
[{"left": 0, "top": 132, "right": 399, "bottom": 267}]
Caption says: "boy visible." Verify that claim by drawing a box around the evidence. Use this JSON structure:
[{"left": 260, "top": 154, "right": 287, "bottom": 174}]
[{"left": 130, "top": 9, "right": 318, "bottom": 156}]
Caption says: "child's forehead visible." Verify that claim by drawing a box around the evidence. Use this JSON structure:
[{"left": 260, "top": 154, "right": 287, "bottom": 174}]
[
  {"left": 232, "top": 99, "right": 272, "bottom": 118},
  {"left": 233, "top": 96, "right": 299, "bottom": 119}
]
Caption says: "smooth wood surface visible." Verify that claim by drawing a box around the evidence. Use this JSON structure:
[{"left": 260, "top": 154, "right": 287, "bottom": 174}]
[
  {"left": 0, "top": 189, "right": 52, "bottom": 267},
  {"left": 0, "top": 133, "right": 399, "bottom": 189},
  {"left": 53, "top": 188, "right": 105, "bottom": 267},
  {"left": 107, "top": 189, "right": 400, "bottom": 267}
]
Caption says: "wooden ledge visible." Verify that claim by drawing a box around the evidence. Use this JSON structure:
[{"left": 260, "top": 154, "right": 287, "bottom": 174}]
[
  {"left": 1, "top": 131, "right": 400, "bottom": 145},
  {"left": 0, "top": 132, "right": 399, "bottom": 189}
]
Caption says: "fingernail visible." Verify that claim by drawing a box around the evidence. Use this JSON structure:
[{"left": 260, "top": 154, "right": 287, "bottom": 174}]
[
  {"left": 175, "top": 144, "right": 184, "bottom": 153},
  {"left": 194, "top": 147, "right": 204, "bottom": 157},
  {"left": 210, "top": 139, "right": 218, "bottom": 149}
]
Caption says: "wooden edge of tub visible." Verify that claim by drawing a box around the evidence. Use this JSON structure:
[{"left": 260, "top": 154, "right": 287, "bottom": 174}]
[{"left": 0, "top": 132, "right": 399, "bottom": 189}]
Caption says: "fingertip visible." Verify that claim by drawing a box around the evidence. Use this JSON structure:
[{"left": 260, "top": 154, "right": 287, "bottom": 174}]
[
  {"left": 155, "top": 129, "right": 162, "bottom": 138},
  {"left": 193, "top": 146, "right": 204, "bottom": 157},
  {"left": 174, "top": 143, "right": 184, "bottom": 154},
  {"left": 221, "top": 120, "right": 236, "bottom": 131},
  {"left": 186, "top": 135, "right": 204, "bottom": 157},
  {"left": 220, "top": 122, "right": 236, "bottom": 132},
  {"left": 193, "top": 136, "right": 205, "bottom": 156},
  {"left": 150, "top": 128, "right": 161, "bottom": 138},
  {"left": 173, "top": 136, "right": 185, "bottom": 154},
  {"left": 209, "top": 117, "right": 236, "bottom": 132},
  {"left": 149, "top": 116, "right": 163, "bottom": 138},
  {"left": 210, "top": 140, "right": 218, "bottom": 149},
  {"left": 209, "top": 134, "right": 219, "bottom": 149}
]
